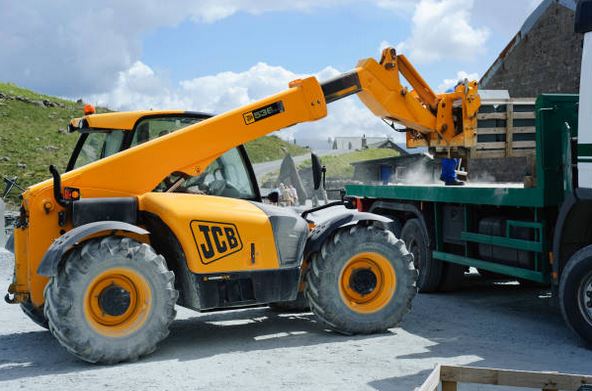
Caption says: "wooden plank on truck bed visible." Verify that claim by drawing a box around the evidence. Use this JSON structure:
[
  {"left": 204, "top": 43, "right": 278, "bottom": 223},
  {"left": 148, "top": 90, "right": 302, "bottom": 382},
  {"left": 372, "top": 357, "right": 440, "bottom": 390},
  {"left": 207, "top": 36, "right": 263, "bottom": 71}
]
[
  {"left": 477, "top": 126, "right": 535, "bottom": 135},
  {"left": 506, "top": 100, "right": 514, "bottom": 156},
  {"left": 416, "top": 365, "right": 592, "bottom": 391},
  {"left": 469, "top": 97, "right": 536, "bottom": 160}
]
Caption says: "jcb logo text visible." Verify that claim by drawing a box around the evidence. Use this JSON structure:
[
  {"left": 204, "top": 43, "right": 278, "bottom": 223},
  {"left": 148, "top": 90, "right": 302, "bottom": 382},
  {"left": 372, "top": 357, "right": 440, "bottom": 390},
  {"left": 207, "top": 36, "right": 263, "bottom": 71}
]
[{"left": 190, "top": 220, "right": 243, "bottom": 264}]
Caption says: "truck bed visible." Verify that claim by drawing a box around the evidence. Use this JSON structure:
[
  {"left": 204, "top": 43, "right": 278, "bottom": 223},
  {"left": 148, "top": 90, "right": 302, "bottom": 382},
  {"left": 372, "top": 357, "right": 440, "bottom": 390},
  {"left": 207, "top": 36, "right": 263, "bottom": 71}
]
[{"left": 345, "top": 182, "right": 546, "bottom": 208}]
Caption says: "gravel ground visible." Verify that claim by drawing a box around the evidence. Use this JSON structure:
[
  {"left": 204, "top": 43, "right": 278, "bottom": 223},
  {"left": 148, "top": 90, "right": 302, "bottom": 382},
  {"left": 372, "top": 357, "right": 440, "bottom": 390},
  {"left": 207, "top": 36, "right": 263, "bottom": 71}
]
[{"left": 1, "top": 246, "right": 591, "bottom": 390}]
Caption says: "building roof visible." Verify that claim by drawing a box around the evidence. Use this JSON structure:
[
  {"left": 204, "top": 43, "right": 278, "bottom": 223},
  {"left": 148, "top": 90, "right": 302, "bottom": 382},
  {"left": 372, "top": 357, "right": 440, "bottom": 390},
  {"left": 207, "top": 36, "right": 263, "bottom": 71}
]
[{"left": 480, "top": 0, "right": 577, "bottom": 87}]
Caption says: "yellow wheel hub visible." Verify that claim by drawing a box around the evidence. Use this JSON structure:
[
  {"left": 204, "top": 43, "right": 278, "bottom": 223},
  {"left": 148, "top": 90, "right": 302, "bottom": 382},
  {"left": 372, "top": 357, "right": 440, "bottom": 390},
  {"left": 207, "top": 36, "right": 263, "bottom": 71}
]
[
  {"left": 339, "top": 252, "right": 396, "bottom": 314},
  {"left": 84, "top": 267, "right": 152, "bottom": 337}
]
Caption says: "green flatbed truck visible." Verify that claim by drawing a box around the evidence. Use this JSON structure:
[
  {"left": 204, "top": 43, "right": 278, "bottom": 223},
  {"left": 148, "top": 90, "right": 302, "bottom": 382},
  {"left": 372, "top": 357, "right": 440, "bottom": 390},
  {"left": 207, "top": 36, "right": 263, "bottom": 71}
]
[{"left": 345, "top": 1, "right": 592, "bottom": 344}]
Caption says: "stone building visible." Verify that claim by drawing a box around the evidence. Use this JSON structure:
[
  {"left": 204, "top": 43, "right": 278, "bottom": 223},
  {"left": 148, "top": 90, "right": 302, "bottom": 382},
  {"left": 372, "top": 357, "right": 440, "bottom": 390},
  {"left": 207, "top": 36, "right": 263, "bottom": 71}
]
[{"left": 480, "top": 0, "right": 582, "bottom": 97}]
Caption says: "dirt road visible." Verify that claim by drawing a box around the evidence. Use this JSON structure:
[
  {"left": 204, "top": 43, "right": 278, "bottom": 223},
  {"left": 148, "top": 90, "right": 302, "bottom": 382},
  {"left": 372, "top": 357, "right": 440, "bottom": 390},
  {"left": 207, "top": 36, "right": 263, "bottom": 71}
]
[{"left": 1, "top": 246, "right": 591, "bottom": 390}]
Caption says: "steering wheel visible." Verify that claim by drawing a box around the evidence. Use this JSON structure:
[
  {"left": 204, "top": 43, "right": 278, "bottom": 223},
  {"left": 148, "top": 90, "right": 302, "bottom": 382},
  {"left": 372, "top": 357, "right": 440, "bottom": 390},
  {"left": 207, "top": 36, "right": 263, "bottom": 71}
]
[{"left": 208, "top": 179, "right": 227, "bottom": 195}]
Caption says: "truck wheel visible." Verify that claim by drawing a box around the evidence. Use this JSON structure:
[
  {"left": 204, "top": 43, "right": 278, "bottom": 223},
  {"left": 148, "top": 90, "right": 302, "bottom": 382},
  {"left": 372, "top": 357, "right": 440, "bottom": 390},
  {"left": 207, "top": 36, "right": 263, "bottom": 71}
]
[
  {"left": 305, "top": 225, "right": 416, "bottom": 334},
  {"left": 400, "top": 218, "right": 441, "bottom": 293},
  {"left": 559, "top": 245, "right": 592, "bottom": 344},
  {"left": 20, "top": 301, "right": 48, "bottom": 329},
  {"left": 438, "top": 262, "right": 465, "bottom": 292},
  {"left": 44, "top": 236, "right": 178, "bottom": 364},
  {"left": 269, "top": 292, "right": 310, "bottom": 312}
]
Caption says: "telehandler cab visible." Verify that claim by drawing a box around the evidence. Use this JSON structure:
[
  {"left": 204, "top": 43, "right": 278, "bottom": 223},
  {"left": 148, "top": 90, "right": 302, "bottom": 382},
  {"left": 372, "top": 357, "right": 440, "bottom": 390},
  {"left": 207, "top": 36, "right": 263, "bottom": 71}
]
[{"left": 5, "top": 47, "right": 479, "bottom": 363}]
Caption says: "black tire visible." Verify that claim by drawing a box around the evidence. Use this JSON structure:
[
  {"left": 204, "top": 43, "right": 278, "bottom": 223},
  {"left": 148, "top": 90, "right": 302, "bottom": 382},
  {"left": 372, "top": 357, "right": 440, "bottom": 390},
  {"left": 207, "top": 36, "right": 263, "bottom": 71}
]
[
  {"left": 559, "top": 245, "right": 592, "bottom": 344},
  {"left": 44, "top": 236, "right": 178, "bottom": 364},
  {"left": 478, "top": 269, "right": 508, "bottom": 281},
  {"left": 390, "top": 217, "right": 403, "bottom": 238},
  {"left": 20, "top": 301, "right": 48, "bottom": 329},
  {"left": 438, "top": 262, "right": 465, "bottom": 292},
  {"left": 269, "top": 292, "right": 310, "bottom": 312},
  {"left": 305, "top": 225, "right": 416, "bottom": 335},
  {"left": 400, "top": 218, "right": 441, "bottom": 293}
]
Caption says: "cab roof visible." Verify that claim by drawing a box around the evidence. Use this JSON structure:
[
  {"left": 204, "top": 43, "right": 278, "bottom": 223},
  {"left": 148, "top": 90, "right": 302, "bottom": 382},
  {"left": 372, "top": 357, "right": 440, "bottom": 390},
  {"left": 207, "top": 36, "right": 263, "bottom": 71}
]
[{"left": 68, "top": 110, "right": 212, "bottom": 132}]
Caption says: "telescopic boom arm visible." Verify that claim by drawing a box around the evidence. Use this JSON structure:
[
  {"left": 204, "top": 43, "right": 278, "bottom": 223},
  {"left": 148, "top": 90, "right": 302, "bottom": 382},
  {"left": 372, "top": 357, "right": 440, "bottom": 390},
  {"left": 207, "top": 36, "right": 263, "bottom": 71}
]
[{"left": 321, "top": 47, "right": 480, "bottom": 149}]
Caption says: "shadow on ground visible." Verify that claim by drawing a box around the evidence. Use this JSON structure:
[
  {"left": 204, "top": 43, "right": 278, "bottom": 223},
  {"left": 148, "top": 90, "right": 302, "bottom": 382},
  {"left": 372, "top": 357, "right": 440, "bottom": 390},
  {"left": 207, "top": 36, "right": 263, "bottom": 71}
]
[{"left": 0, "top": 307, "right": 388, "bottom": 382}]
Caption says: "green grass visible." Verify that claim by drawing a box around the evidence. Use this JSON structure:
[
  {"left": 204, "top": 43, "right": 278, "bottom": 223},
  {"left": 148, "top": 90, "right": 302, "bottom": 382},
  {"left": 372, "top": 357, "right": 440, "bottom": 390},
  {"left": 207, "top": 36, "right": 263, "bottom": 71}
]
[
  {"left": 0, "top": 83, "right": 83, "bottom": 206},
  {"left": 244, "top": 135, "right": 308, "bottom": 163},
  {"left": 0, "top": 82, "right": 308, "bottom": 206},
  {"left": 300, "top": 148, "right": 400, "bottom": 178}
]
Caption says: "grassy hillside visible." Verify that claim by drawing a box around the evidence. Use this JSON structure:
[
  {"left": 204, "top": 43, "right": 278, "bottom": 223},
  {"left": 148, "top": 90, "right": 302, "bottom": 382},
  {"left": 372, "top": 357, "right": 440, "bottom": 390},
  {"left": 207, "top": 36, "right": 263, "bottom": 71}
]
[
  {"left": 0, "top": 82, "right": 306, "bottom": 206},
  {"left": 244, "top": 135, "right": 307, "bottom": 163},
  {"left": 0, "top": 83, "right": 83, "bottom": 205}
]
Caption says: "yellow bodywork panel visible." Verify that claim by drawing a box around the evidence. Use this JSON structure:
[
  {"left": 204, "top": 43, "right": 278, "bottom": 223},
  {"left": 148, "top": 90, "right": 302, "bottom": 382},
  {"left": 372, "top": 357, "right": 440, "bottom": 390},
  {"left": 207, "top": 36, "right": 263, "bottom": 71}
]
[
  {"left": 70, "top": 110, "right": 187, "bottom": 131},
  {"left": 139, "top": 193, "right": 280, "bottom": 273}
]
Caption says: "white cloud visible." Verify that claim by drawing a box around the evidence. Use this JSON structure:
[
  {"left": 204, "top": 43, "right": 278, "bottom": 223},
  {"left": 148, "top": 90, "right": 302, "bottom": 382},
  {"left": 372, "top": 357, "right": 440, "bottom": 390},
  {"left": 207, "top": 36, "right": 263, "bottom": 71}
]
[
  {"left": 438, "top": 70, "right": 480, "bottom": 92},
  {"left": 85, "top": 61, "right": 398, "bottom": 144},
  {"left": 397, "top": 0, "right": 490, "bottom": 64}
]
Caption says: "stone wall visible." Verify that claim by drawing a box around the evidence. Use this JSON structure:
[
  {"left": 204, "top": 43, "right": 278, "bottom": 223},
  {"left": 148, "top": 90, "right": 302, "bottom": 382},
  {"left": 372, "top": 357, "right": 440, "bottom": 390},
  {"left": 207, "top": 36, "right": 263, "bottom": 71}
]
[
  {"left": 481, "top": 3, "right": 583, "bottom": 97},
  {"left": 467, "top": 156, "right": 534, "bottom": 183}
]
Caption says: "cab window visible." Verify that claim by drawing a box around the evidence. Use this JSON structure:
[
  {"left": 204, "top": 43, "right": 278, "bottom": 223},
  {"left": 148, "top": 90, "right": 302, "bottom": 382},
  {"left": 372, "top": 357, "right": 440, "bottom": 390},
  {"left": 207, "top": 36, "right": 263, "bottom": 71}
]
[
  {"left": 131, "top": 116, "right": 205, "bottom": 146},
  {"left": 73, "top": 130, "right": 125, "bottom": 169}
]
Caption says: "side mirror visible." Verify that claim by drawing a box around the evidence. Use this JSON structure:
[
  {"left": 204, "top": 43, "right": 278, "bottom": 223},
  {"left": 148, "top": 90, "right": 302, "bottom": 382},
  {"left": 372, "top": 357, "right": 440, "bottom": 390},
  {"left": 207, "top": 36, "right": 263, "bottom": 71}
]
[
  {"left": 267, "top": 191, "right": 279, "bottom": 203},
  {"left": 311, "top": 153, "right": 322, "bottom": 190}
]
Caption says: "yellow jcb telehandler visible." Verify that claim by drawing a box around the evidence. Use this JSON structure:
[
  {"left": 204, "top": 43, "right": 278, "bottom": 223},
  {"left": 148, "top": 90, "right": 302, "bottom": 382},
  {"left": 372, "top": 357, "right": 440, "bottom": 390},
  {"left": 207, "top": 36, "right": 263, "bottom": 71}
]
[{"left": 4, "top": 48, "right": 479, "bottom": 363}]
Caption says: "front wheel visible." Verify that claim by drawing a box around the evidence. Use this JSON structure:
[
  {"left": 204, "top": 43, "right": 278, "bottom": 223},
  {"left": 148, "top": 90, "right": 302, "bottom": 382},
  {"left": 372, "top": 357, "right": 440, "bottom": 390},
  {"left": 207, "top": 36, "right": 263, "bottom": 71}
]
[
  {"left": 44, "top": 236, "right": 178, "bottom": 363},
  {"left": 559, "top": 245, "right": 592, "bottom": 344},
  {"left": 305, "top": 225, "right": 416, "bottom": 335}
]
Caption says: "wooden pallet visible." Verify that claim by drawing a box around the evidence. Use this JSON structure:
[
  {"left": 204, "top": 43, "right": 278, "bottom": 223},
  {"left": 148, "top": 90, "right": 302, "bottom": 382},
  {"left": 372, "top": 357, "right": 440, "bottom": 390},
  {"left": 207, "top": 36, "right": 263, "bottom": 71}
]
[
  {"left": 469, "top": 98, "right": 537, "bottom": 159},
  {"left": 417, "top": 365, "right": 592, "bottom": 391}
]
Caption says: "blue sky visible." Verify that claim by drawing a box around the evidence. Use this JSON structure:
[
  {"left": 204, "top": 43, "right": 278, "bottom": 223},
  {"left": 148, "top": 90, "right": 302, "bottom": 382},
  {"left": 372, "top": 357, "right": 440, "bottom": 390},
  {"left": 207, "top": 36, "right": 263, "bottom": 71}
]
[
  {"left": 0, "top": 0, "right": 542, "bottom": 143},
  {"left": 140, "top": 2, "right": 528, "bottom": 89}
]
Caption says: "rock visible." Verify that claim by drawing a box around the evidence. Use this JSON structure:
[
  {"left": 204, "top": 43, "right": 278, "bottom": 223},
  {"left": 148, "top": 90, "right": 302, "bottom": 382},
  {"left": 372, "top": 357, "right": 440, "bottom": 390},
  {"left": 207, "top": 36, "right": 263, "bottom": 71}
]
[
  {"left": 17, "top": 163, "right": 27, "bottom": 169},
  {"left": 57, "top": 128, "right": 67, "bottom": 134},
  {"left": 0, "top": 156, "right": 10, "bottom": 162},
  {"left": 45, "top": 145, "right": 59, "bottom": 152}
]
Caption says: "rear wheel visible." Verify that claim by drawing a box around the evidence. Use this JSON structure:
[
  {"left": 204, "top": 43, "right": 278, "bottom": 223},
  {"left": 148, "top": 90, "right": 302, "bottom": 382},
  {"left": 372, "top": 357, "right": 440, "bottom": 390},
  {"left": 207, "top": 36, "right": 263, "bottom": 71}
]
[
  {"left": 44, "top": 236, "right": 178, "bottom": 363},
  {"left": 559, "top": 245, "right": 592, "bottom": 344},
  {"left": 305, "top": 225, "right": 416, "bottom": 334},
  {"left": 400, "top": 218, "right": 442, "bottom": 292},
  {"left": 20, "top": 301, "right": 48, "bottom": 329}
]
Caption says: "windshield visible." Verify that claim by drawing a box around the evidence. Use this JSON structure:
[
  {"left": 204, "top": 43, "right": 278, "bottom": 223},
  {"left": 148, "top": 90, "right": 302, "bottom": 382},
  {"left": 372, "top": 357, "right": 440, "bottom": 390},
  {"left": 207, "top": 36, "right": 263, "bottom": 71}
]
[
  {"left": 157, "top": 148, "right": 257, "bottom": 200},
  {"left": 73, "top": 130, "right": 125, "bottom": 169}
]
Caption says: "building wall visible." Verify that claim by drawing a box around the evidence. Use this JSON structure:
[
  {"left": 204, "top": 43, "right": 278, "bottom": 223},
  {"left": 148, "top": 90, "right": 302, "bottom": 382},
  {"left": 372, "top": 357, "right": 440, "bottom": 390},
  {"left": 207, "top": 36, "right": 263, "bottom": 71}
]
[{"left": 481, "top": 3, "right": 583, "bottom": 97}]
